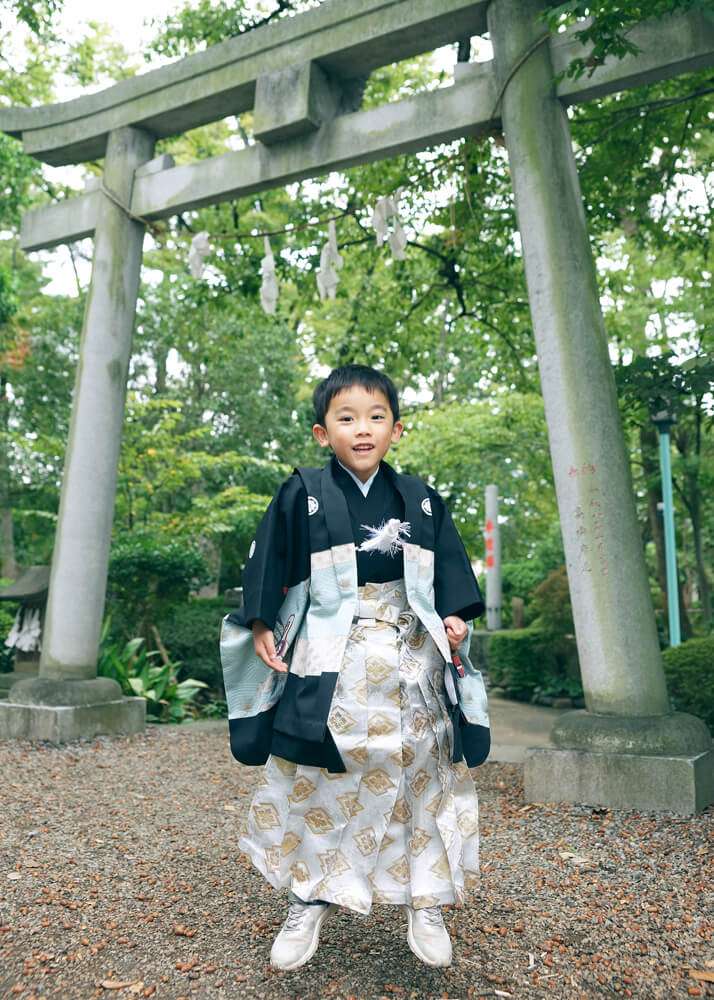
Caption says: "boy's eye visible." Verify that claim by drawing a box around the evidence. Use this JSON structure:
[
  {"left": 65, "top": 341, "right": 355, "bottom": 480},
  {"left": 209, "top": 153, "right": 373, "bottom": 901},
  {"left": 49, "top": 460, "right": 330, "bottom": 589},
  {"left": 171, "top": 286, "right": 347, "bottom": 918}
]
[{"left": 337, "top": 414, "right": 385, "bottom": 422}]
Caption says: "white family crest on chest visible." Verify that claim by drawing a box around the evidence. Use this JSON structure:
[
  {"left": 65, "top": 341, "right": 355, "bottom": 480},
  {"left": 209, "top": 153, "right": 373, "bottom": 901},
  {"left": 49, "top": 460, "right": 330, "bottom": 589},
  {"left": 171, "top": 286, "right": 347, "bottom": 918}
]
[
  {"left": 248, "top": 539, "right": 256, "bottom": 558},
  {"left": 307, "top": 495, "right": 320, "bottom": 516},
  {"left": 421, "top": 497, "right": 432, "bottom": 516}
]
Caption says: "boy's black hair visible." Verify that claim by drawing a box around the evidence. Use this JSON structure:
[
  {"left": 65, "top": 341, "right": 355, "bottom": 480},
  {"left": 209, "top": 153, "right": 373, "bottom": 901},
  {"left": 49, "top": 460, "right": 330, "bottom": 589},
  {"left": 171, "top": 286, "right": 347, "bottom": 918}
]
[{"left": 313, "top": 364, "right": 400, "bottom": 425}]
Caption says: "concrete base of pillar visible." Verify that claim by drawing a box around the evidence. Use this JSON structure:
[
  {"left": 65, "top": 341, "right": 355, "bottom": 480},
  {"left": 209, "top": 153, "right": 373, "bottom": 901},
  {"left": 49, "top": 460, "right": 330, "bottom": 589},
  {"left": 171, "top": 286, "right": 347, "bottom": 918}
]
[
  {"left": 0, "top": 676, "right": 146, "bottom": 743},
  {"left": 551, "top": 708, "right": 712, "bottom": 756},
  {"left": 0, "top": 670, "right": 39, "bottom": 698},
  {"left": 0, "top": 696, "right": 146, "bottom": 743},
  {"left": 524, "top": 745, "right": 714, "bottom": 815}
]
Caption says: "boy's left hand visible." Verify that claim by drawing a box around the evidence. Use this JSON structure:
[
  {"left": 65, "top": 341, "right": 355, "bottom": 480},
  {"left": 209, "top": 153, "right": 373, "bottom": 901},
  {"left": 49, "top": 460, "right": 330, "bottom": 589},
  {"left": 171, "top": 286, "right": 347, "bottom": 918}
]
[{"left": 443, "top": 615, "right": 468, "bottom": 651}]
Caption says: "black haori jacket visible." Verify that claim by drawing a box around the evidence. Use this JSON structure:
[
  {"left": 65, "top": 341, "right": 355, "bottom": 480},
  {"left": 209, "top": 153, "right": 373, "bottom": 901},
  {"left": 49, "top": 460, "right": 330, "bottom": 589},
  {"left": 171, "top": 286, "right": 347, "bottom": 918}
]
[{"left": 219, "top": 457, "right": 491, "bottom": 772}]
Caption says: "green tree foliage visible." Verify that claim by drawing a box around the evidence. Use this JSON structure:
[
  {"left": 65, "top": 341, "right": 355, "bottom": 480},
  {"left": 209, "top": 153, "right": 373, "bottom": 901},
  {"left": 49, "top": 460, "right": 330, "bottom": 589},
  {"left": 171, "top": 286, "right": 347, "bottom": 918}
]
[
  {"left": 147, "top": 0, "right": 320, "bottom": 59},
  {"left": 394, "top": 394, "right": 555, "bottom": 558},
  {"left": 0, "top": 1, "right": 710, "bottom": 655},
  {"left": 543, "top": 1, "right": 714, "bottom": 80},
  {"left": 0, "top": 0, "right": 62, "bottom": 37}
]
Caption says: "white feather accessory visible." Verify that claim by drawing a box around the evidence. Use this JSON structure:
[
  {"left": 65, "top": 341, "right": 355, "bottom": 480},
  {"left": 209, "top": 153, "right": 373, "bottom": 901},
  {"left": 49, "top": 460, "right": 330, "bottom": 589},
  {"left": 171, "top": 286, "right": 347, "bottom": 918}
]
[{"left": 358, "top": 518, "right": 411, "bottom": 556}]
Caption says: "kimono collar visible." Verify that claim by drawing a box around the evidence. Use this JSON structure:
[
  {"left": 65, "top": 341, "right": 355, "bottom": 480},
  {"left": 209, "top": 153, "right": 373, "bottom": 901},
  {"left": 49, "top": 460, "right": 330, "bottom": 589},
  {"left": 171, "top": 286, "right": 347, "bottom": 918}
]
[
  {"left": 320, "top": 456, "right": 426, "bottom": 552},
  {"left": 336, "top": 458, "right": 380, "bottom": 497}
]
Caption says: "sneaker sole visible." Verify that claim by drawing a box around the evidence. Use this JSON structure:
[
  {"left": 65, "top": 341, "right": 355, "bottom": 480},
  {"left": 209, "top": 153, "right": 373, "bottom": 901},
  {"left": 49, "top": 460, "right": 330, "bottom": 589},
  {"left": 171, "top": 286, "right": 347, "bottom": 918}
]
[
  {"left": 405, "top": 907, "right": 452, "bottom": 967},
  {"left": 271, "top": 903, "right": 335, "bottom": 971}
]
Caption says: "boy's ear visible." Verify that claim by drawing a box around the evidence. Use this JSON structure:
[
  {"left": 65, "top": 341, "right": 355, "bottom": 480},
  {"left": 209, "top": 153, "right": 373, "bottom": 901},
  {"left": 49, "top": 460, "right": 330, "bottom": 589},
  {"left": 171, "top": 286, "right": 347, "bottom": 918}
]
[
  {"left": 312, "top": 423, "right": 330, "bottom": 448},
  {"left": 391, "top": 420, "right": 404, "bottom": 443}
]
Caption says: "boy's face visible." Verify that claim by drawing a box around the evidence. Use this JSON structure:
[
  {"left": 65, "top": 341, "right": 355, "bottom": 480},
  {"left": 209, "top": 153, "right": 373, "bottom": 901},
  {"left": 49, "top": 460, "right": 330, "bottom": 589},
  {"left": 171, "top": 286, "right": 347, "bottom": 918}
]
[{"left": 313, "top": 384, "right": 403, "bottom": 482}]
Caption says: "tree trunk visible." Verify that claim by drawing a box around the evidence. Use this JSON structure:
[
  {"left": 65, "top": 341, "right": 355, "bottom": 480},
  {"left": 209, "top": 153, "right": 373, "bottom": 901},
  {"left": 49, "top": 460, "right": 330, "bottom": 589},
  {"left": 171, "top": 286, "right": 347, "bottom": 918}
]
[
  {"left": 678, "top": 411, "right": 712, "bottom": 630},
  {"left": 154, "top": 345, "right": 168, "bottom": 395},
  {"left": 640, "top": 423, "right": 668, "bottom": 603}
]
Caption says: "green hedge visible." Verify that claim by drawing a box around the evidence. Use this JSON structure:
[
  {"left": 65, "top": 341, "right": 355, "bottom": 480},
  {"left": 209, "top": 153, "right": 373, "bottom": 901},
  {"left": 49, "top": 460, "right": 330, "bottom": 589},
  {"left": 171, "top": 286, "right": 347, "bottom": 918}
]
[
  {"left": 487, "top": 627, "right": 555, "bottom": 700},
  {"left": 486, "top": 626, "right": 582, "bottom": 703},
  {"left": 662, "top": 636, "right": 714, "bottom": 731},
  {"left": 156, "top": 597, "right": 228, "bottom": 695}
]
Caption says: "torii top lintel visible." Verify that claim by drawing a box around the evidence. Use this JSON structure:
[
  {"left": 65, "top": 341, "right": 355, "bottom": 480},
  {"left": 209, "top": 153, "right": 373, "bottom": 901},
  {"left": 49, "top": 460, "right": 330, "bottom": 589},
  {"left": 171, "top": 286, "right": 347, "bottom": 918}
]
[
  {"left": 0, "top": 0, "right": 489, "bottom": 166},
  {"left": 2, "top": 1, "right": 712, "bottom": 253}
]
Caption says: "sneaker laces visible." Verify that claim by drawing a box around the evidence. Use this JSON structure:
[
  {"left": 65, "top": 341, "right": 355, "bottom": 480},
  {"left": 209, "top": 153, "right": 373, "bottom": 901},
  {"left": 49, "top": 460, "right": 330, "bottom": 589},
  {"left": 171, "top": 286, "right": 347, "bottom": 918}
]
[
  {"left": 420, "top": 906, "right": 444, "bottom": 927},
  {"left": 283, "top": 901, "right": 311, "bottom": 931},
  {"left": 283, "top": 900, "right": 326, "bottom": 931}
]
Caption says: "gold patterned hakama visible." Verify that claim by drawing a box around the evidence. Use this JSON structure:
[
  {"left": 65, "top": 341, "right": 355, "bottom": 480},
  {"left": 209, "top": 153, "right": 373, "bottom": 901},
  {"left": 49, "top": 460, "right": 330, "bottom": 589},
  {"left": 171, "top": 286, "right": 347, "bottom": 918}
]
[{"left": 238, "top": 579, "right": 480, "bottom": 915}]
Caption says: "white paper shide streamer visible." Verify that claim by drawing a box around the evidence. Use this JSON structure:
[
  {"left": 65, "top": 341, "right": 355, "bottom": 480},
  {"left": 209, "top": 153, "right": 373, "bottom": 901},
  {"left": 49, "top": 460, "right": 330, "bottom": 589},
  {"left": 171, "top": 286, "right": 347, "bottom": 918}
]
[
  {"left": 188, "top": 231, "right": 212, "bottom": 278},
  {"left": 260, "top": 235, "right": 278, "bottom": 314},
  {"left": 358, "top": 518, "right": 411, "bottom": 556},
  {"left": 316, "top": 219, "right": 344, "bottom": 300},
  {"left": 370, "top": 189, "right": 407, "bottom": 260},
  {"left": 5, "top": 607, "right": 42, "bottom": 652}
]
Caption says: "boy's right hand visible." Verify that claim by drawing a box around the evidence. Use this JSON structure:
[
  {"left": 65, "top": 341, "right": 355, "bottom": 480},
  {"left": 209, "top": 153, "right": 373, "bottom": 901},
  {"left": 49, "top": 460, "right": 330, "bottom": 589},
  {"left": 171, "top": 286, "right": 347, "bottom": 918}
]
[{"left": 252, "top": 620, "right": 288, "bottom": 673}]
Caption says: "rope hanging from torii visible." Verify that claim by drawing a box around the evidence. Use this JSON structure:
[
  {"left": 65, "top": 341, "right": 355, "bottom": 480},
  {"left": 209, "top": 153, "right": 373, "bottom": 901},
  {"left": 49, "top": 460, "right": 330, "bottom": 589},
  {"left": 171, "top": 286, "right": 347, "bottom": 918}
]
[
  {"left": 94, "top": 174, "right": 408, "bottom": 316},
  {"left": 188, "top": 190, "right": 407, "bottom": 314}
]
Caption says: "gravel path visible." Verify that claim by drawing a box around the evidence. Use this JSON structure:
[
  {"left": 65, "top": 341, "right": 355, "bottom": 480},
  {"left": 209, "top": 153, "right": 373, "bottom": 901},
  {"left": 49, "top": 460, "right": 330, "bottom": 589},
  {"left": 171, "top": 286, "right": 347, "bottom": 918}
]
[{"left": 0, "top": 721, "right": 712, "bottom": 1000}]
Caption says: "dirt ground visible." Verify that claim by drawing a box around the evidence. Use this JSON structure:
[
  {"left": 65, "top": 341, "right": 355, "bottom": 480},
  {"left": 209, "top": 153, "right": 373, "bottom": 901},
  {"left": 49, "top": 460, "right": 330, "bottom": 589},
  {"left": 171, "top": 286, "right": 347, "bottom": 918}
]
[{"left": 0, "top": 721, "right": 712, "bottom": 999}]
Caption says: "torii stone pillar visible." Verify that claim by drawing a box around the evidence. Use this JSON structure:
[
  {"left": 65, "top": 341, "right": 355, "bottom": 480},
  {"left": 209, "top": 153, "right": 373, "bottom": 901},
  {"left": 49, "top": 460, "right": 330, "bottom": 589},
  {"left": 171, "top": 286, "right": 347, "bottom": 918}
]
[
  {"left": 0, "top": 126, "right": 151, "bottom": 740},
  {"left": 488, "top": 0, "right": 713, "bottom": 813}
]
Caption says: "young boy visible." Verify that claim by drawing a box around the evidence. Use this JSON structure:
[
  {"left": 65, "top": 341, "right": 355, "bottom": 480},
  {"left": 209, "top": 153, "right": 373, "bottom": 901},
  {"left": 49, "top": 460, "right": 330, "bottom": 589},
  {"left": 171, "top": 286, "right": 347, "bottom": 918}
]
[{"left": 220, "top": 364, "right": 490, "bottom": 971}]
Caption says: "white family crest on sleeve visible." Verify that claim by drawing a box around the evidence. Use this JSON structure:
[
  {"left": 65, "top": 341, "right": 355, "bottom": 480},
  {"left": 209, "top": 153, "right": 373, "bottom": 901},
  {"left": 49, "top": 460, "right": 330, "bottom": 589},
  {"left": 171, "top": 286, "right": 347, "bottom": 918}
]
[
  {"left": 248, "top": 539, "right": 256, "bottom": 558},
  {"left": 307, "top": 496, "right": 319, "bottom": 516},
  {"left": 421, "top": 497, "right": 432, "bottom": 516}
]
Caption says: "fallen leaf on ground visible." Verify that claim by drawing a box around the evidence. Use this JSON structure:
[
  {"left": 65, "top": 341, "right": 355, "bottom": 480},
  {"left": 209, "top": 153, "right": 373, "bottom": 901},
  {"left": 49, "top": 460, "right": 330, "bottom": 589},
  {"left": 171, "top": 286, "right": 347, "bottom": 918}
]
[
  {"left": 173, "top": 924, "right": 196, "bottom": 938},
  {"left": 176, "top": 958, "right": 198, "bottom": 972},
  {"left": 559, "top": 851, "right": 593, "bottom": 865}
]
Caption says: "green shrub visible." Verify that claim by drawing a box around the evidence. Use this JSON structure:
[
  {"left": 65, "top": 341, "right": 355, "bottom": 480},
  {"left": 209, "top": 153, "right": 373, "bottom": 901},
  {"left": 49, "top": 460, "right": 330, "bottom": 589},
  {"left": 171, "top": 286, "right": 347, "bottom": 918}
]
[
  {"left": 487, "top": 627, "right": 556, "bottom": 700},
  {"left": 156, "top": 597, "right": 227, "bottom": 694},
  {"left": 97, "top": 615, "right": 208, "bottom": 723},
  {"left": 502, "top": 561, "right": 548, "bottom": 603},
  {"left": 487, "top": 626, "right": 582, "bottom": 703},
  {"left": 107, "top": 528, "right": 212, "bottom": 642},
  {"left": 500, "top": 525, "right": 566, "bottom": 626},
  {"left": 530, "top": 566, "right": 574, "bottom": 635},
  {"left": 662, "top": 637, "right": 714, "bottom": 731},
  {"left": 0, "top": 601, "right": 20, "bottom": 673}
]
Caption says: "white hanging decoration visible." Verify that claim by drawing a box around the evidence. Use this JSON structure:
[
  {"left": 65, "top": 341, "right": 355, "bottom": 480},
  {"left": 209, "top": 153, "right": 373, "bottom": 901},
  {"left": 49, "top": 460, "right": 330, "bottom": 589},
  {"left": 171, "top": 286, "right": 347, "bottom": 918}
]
[
  {"left": 370, "top": 188, "right": 407, "bottom": 261},
  {"left": 188, "top": 230, "right": 212, "bottom": 278},
  {"left": 260, "top": 235, "right": 279, "bottom": 315},
  {"left": 315, "top": 219, "right": 344, "bottom": 301},
  {"left": 5, "top": 607, "right": 42, "bottom": 652},
  {"left": 358, "top": 518, "right": 411, "bottom": 556}
]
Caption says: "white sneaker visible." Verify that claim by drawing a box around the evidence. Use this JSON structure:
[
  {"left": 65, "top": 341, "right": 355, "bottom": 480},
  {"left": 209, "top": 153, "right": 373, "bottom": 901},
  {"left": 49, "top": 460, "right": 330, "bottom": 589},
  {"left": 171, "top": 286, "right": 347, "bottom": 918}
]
[
  {"left": 405, "top": 904, "right": 452, "bottom": 967},
  {"left": 270, "top": 899, "right": 335, "bottom": 970}
]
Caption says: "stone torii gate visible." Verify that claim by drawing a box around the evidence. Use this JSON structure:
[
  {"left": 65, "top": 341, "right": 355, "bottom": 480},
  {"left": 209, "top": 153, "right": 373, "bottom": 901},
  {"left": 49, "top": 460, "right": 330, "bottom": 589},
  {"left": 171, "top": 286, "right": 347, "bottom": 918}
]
[{"left": 1, "top": 0, "right": 712, "bottom": 813}]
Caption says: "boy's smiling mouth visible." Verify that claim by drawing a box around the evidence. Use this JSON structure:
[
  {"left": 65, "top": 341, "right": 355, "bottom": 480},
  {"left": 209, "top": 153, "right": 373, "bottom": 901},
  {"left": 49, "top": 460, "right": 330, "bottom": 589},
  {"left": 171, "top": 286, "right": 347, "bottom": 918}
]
[{"left": 352, "top": 444, "right": 374, "bottom": 453}]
